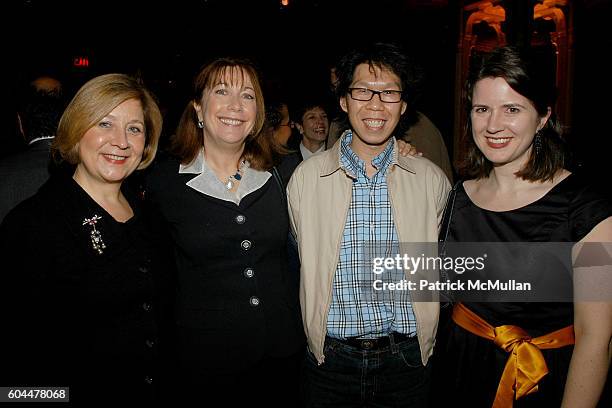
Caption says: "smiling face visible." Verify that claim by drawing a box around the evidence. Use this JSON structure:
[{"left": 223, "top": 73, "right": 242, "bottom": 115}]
[
  {"left": 73, "top": 98, "right": 145, "bottom": 187},
  {"left": 297, "top": 106, "right": 328, "bottom": 147},
  {"left": 340, "top": 63, "right": 406, "bottom": 157},
  {"left": 194, "top": 68, "right": 257, "bottom": 149},
  {"left": 471, "top": 77, "right": 550, "bottom": 172}
]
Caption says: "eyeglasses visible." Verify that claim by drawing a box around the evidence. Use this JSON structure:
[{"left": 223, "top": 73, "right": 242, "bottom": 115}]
[{"left": 348, "top": 87, "right": 403, "bottom": 103}]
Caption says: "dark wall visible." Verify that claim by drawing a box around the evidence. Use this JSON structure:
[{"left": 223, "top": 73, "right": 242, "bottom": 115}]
[
  {"left": 5, "top": 0, "right": 608, "bottom": 183},
  {"left": 570, "top": 0, "right": 612, "bottom": 180},
  {"left": 4, "top": 0, "right": 458, "bottom": 156}
]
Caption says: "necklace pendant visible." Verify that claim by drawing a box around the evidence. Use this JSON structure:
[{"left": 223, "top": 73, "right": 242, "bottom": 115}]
[{"left": 224, "top": 159, "right": 246, "bottom": 190}]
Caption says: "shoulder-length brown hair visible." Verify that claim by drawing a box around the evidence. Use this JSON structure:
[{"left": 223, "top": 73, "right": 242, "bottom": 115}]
[
  {"left": 169, "top": 57, "right": 277, "bottom": 171},
  {"left": 52, "top": 73, "right": 162, "bottom": 170},
  {"left": 458, "top": 46, "right": 565, "bottom": 181}
]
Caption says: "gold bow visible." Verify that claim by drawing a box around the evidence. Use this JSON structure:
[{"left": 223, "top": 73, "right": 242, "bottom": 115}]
[{"left": 452, "top": 303, "right": 575, "bottom": 408}]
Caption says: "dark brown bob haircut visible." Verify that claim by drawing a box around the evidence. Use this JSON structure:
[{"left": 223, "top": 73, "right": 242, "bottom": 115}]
[{"left": 458, "top": 46, "right": 565, "bottom": 181}]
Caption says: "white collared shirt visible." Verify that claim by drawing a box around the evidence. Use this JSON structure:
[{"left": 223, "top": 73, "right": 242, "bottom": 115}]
[
  {"left": 179, "top": 149, "right": 271, "bottom": 205},
  {"left": 299, "top": 142, "right": 325, "bottom": 161}
]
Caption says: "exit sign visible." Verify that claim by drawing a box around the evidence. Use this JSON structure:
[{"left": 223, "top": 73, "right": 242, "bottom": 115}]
[{"left": 73, "top": 56, "right": 89, "bottom": 68}]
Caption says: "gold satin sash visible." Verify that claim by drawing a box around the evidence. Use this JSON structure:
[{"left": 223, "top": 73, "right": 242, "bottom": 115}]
[{"left": 452, "top": 302, "right": 575, "bottom": 408}]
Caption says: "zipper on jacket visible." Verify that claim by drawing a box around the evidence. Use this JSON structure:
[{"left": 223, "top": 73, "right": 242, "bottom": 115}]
[
  {"left": 318, "top": 174, "right": 354, "bottom": 365},
  {"left": 387, "top": 174, "right": 424, "bottom": 361}
]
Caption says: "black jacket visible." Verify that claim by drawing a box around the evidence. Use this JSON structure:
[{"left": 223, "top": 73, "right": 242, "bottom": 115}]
[
  {"left": 145, "top": 155, "right": 304, "bottom": 374},
  {"left": 0, "top": 174, "right": 175, "bottom": 404}
]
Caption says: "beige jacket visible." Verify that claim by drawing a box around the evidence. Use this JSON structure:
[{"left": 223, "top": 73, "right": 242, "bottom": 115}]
[{"left": 287, "top": 134, "right": 451, "bottom": 365}]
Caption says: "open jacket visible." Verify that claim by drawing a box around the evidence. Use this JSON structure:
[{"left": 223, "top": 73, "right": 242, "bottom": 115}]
[{"left": 287, "top": 134, "right": 451, "bottom": 365}]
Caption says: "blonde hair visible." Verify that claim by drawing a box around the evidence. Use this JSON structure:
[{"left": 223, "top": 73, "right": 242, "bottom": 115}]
[{"left": 52, "top": 73, "right": 162, "bottom": 170}]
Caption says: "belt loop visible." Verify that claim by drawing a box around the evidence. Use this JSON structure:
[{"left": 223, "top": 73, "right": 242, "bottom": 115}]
[{"left": 389, "top": 332, "right": 399, "bottom": 354}]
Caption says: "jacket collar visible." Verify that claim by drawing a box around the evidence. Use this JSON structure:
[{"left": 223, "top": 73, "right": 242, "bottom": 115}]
[{"left": 320, "top": 129, "right": 416, "bottom": 177}]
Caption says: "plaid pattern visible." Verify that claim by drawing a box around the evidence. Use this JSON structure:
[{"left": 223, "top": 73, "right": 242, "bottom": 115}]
[{"left": 326, "top": 132, "right": 416, "bottom": 339}]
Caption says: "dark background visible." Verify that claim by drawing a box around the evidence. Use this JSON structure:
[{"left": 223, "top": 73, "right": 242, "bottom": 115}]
[
  {"left": 2, "top": 0, "right": 460, "bottom": 160},
  {"left": 3, "top": 0, "right": 611, "bottom": 180}
]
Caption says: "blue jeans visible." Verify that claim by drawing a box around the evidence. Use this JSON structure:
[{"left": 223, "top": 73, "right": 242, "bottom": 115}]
[{"left": 302, "top": 335, "right": 431, "bottom": 408}]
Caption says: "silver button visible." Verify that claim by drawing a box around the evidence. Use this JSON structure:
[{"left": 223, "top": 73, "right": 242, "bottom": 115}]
[
  {"left": 142, "top": 302, "right": 151, "bottom": 312},
  {"left": 235, "top": 215, "right": 246, "bottom": 224},
  {"left": 241, "top": 240, "right": 252, "bottom": 250},
  {"left": 144, "top": 376, "right": 153, "bottom": 384},
  {"left": 249, "top": 296, "right": 260, "bottom": 306},
  {"left": 244, "top": 268, "right": 255, "bottom": 278}
]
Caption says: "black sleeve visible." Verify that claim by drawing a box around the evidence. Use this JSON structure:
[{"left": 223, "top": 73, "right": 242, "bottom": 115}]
[
  {"left": 0, "top": 199, "right": 57, "bottom": 386},
  {"left": 569, "top": 183, "right": 612, "bottom": 241},
  {"left": 276, "top": 152, "right": 302, "bottom": 187}
]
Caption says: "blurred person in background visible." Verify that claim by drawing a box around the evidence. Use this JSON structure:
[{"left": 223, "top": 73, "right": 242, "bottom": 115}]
[{"left": 0, "top": 75, "right": 65, "bottom": 222}]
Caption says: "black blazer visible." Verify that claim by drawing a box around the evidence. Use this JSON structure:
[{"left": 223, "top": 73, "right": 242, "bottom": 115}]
[
  {"left": 145, "top": 155, "right": 304, "bottom": 373},
  {"left": 0, "top": 139, "right": 53, "bottom": 223},
  {"left": 0, "top": 174, "right": 175, "bottom": 403}
]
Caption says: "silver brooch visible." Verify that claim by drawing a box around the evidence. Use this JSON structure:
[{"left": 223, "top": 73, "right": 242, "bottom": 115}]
[{"left": 82, "top": 215, "right": 106, "bottom": 255}]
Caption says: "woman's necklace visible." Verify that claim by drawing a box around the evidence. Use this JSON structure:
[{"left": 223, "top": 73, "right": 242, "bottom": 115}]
[{"left": 225, "top": 159, "right": 247, "bottom": 190}]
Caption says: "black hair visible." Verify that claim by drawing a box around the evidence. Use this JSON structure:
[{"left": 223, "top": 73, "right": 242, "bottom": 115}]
[
  {"left": 334, "top": 42, "right": 422, "bottom": 135},
  {"left": 335, "top": 42, "right": 421, "bottom": 103}
]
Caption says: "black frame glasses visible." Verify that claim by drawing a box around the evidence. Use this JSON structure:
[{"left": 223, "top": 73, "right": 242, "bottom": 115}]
[{"left": 348, "top": 87, "right": 403, "bottom": 103}]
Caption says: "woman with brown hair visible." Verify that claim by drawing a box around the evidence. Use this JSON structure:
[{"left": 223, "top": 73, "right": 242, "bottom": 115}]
[
  {"left": 437, "top": 46, "right": 611, "bottom": 407},
  {"left": 144, "top": 58, "right": 304, "bottom": 405}
]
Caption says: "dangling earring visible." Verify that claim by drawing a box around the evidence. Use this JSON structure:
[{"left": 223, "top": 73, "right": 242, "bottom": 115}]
[
  {"left": 534, "top": 130, "right": 543, "bottom": 155},
  {"left": 197, "top": 120, "right": 204, "bottom": 129}
]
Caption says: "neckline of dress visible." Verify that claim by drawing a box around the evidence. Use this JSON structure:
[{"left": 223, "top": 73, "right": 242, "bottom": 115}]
[{"left": 462, "top": 172, "right": 574, "bottom": 214}]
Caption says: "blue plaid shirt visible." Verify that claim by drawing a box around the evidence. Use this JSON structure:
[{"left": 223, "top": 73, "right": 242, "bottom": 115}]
[{"left": 327, "top": 131, "right": 417, "bottom": 339}]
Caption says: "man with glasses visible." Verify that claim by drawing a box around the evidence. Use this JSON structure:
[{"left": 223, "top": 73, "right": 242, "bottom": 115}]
[{"left": 287, "top": 43, "right": 450, "bottom": 407}]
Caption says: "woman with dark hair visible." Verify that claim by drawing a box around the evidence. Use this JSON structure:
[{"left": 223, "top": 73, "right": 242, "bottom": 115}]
[
  {"left": 144, "top": 58, "right": 304, "bottom": 405},
  {"left": 266, "top": 101, "right": 294, "bottom": 148},
  {"left": 0, "top": 73, "right": 173, "bottom": 403},
  {"left": 438, "top": 46, "right": 611, "bottom": 407}
]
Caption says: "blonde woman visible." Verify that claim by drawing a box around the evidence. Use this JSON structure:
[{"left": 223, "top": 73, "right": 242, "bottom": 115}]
[{"left": 0, "top": 74, "right": 173, "bottom": 403}]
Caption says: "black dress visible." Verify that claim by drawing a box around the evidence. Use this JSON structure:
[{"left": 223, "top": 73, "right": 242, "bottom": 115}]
[
  {"left": 0, "top": 174, "right": 175, "bottom": 404},
  {"left": 436, "top": 174, "right": 612, "bottom": 407}
]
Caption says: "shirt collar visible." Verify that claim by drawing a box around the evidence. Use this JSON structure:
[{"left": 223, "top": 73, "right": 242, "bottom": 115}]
[
  {"left": 178, "top": 149, "right": 271, "bottom": 205},
  {"left": 320, "top": 129, "right": 416, "bottom": 177},
  {"left": 299, "top": 141, "right": 325, "bottom": 161},
  {"left": 339, "top": 131, "right": 395, "bottom": 179},
  {"left": 28, "top": 135, "right": 55, "bottom": 145},
  {"left": 179, "top": 149, "right": 205, "bottom": 174}
]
